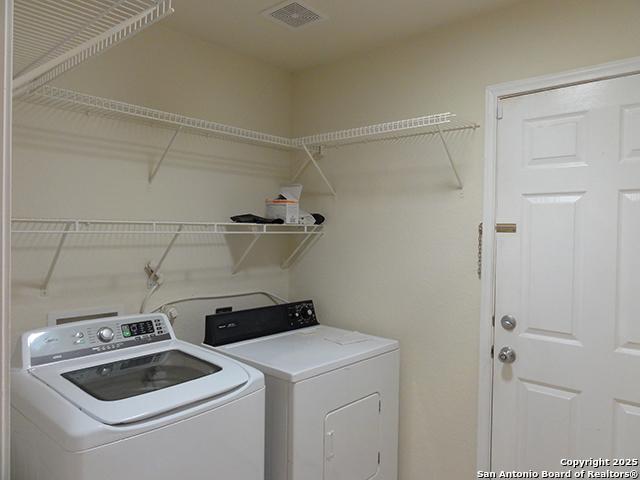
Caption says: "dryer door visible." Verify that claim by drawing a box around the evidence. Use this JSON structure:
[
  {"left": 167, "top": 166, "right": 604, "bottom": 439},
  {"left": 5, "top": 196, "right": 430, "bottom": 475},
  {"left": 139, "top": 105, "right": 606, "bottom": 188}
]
[{"left": 324, "top": 393, "right": 381, "bottom": 480}]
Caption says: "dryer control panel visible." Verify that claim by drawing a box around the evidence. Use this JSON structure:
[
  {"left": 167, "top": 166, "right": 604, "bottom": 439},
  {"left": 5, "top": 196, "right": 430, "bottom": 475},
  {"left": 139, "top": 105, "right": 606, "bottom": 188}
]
[
  {"left": 286, "top": 301, "right": 318, "bottom": 328},
  {"left": 205, "top": 300, "right": 318, "bottom": 347},
  {"left": 23, "top": 314, "right": 172, "bottom": 367}
]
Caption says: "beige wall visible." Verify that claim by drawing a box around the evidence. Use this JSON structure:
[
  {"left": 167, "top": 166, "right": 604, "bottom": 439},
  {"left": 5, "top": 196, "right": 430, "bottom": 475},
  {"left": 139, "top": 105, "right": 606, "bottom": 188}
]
[
  {"left": 289, "top": 1, "right": 640, "bottom": 479},
  {"left": 10, "top": 1, "right": 640, "bottom": 478},
  {"left": 11, "top": 25, "right": 294, "bottom": 346}
]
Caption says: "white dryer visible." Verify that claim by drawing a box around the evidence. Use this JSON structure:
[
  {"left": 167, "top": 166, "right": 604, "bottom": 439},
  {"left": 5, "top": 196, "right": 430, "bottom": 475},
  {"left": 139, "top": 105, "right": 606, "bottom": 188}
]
[
  {"left": 204, "top": 300, "right": 399, "bottom": 480},
  {"left": 11, "top": 313, "right": 265, "bottom": 480}
]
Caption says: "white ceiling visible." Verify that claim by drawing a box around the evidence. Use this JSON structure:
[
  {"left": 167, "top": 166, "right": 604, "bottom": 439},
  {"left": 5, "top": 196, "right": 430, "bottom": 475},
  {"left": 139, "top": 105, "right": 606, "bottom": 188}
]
[{"left": 164, "top": 0, "right": 521, "bottom": 71}]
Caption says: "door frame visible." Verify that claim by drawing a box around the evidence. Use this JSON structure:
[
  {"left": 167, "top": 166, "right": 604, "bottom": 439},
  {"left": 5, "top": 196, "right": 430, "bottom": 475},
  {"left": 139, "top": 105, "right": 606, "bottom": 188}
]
[
  {"left": 477, "top": 55, "right": 640, "bottom": 472},
  {"left": 0, "top": 0, "right": 10, "bottom": 478}
]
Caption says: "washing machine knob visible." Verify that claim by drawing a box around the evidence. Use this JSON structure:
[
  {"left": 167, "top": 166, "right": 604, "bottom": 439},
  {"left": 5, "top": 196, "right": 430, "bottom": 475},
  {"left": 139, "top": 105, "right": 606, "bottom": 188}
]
[{"left": 97, "top": 327, "right": 114, "bottom": 343}]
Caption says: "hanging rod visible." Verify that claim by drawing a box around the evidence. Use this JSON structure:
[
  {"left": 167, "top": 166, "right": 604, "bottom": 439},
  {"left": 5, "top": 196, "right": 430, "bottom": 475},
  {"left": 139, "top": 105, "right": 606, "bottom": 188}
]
[{"left": 13, "top": 0, "right": 174, "bottom": 96}]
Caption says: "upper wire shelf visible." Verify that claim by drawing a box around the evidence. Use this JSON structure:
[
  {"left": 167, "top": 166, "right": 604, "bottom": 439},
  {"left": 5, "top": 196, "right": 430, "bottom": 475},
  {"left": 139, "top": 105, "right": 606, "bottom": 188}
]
[
  {"left": 292, "top": 113, "right": 477, "bottom": 148},
  {"left": 23, "top": 85, "right": 295, "bottom": 149},
  {"left": 13, "top": 0, "right": 174, "bottom": 96},
  {"left": 19, "top": 85, "right": 479, "bottom": 189},
  {"left": 22, "top": 85, "right": 478, "bottom": 149}
]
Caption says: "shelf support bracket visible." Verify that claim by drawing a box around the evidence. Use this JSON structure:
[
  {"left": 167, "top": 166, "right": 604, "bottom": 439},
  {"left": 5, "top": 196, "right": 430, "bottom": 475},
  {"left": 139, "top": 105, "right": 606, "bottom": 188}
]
[
  {"left": 149, "top": 127, "right": 182, "bottom": 183},
  {"left": 292, "top": 145, "right": 321, "bottom": 181},
  {"left": 42, "top": 222, "right": 73, "bottom": 295},
  {"left": 436, "top": 125, "right": 463, "bottom": 189},
  {"left": 281, "top": 227, "right": 321, "bottom": 269},
  {"left": 232, "top": 232, "right": 263, "bottom": 275},
  {"left": 298, "top": 144, "right": 336, "bottom": 196},
  {"left": 145, "top": 224, "right": 183, "bottom": 287}
]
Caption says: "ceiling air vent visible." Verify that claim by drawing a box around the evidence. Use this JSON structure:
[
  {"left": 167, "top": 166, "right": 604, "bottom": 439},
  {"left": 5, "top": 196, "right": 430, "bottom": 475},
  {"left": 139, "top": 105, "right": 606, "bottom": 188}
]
[{"left": 262, "top": 1, "right": 327, "bottom": 29}]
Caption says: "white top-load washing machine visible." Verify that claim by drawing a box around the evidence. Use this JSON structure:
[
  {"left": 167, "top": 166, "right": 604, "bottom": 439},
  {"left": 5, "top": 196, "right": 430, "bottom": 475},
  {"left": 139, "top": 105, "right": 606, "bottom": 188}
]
[
  {"left": 203, "top": 300, "right": 399, "bottom": 480},
  {"left": 11, "top": 313, "right": 265, "bottom": 480}
]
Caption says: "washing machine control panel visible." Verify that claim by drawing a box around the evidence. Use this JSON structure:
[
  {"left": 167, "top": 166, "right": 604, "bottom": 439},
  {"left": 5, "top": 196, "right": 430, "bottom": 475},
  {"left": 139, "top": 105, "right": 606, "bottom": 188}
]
[
  {"left": 205, "top": 300, "right": 319, "bottom": 347},
  {"left": 27, "top": 315, "right": 172, "bottom": 366}
]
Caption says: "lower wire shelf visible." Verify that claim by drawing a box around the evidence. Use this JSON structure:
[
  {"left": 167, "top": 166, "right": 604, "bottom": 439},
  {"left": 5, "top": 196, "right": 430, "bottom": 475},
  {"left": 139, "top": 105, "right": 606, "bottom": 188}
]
[{"left": 12, "top": 218, "right": 324, "bottom": 294}]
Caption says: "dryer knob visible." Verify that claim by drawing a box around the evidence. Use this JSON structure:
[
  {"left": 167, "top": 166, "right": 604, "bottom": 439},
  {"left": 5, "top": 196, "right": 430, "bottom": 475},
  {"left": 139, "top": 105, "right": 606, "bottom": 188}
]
[{"left": 97, "top": 327, "right": 114, "bottom": 343}]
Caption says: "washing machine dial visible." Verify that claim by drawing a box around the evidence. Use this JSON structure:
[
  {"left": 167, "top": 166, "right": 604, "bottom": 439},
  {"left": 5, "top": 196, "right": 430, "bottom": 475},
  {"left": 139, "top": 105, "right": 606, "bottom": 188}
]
[{"left": 97, "top": 327, "right": 114, "bottom": 343}]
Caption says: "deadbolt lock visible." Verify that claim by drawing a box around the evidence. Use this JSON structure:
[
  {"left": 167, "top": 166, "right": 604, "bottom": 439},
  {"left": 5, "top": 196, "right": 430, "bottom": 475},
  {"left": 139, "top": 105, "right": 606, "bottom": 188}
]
[{"left": 500, "top": 315, "right": 517, "bottom": 330}]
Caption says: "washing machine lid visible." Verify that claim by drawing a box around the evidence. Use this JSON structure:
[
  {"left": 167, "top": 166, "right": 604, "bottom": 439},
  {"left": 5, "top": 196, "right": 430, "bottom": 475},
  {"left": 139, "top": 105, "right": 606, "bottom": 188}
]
[
  {"left": 215, "top": 325, "right": 398, "bottom": 382},
  {"left": 30, "top": 341, "right": 250, "bottom": 425}
]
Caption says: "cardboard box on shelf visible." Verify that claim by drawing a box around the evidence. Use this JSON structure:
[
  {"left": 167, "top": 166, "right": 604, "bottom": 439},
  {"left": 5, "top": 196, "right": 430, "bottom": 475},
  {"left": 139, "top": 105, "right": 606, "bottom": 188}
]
[{"left": 265, "top": 184, "right": 302, "bottom": 224}]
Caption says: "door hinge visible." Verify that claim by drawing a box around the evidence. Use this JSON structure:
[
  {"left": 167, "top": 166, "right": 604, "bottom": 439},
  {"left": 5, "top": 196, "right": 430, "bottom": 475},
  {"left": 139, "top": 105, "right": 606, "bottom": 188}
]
[
  {"left": 379, "top": 400, "right": 382, "bottom": 413},
  {"left": 378, "top": 452, "right": 381, "bottom": 465},
  {"left": 492, "top": 314, "right": 495, "bottom": 327},
  {"left": 496, "top": 101, "right": 503, "bottom": 120},
  {"left": 491, "top": 345, "right": 494, "bottom": 358}
]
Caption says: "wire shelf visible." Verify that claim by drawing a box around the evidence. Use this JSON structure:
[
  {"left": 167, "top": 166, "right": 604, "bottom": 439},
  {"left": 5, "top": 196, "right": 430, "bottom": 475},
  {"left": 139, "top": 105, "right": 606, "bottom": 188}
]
[
  {"left": 19, "top": 84, "right": 478, "bottom": 188},
  {"left": 293, "top": 113, "right": 478, "bottom": 148},
  {"left": 13, "top": 0, "right": 174, "bottom": 95},
  {"left": 11, "top": 218, "right": 324, "bottom": 235},
  {"left": 21, "top": 85, "right": 478, "bottom": 151},
  {"left": 13, "top": 218, "right": 324, "bottom": 291},
  {"left": 23, "top": 85, "right": 295, "bottom": 149}
]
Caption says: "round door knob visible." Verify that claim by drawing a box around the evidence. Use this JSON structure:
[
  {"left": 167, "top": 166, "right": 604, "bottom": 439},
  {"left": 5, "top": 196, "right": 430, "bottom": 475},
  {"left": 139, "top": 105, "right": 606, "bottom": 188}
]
[
  {"left": 97, "top": 327, "right": 114, "bottom": 343},
  {"left": 498, "top": 346, "right": 516, "bottom": 364}
]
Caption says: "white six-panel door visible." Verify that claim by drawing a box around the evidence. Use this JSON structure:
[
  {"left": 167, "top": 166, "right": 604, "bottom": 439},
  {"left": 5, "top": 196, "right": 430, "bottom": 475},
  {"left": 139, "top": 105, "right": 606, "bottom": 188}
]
[{"left": 492, "top": 74, "right": 640, "bottom": 471}]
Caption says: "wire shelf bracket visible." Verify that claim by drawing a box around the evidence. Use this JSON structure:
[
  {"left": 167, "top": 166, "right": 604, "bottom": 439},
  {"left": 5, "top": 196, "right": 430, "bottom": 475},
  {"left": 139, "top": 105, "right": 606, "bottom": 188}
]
[
  {"left": 436, "top": 125, "right": 463, "bottom": 189},
  {"left": 144, "top": 224, "right": 183, "bottom": 288},
  {"left": 40, "top": 222, "right": 73, "bottom": 296},
  {"left": 281, "top": 226, "right": 322, "bottom": 269},
  {"left": 292, "top": 145, "right": 320, "bottom": 181},
  {"left": 231, "top": 232, "right": 263, "bottom": 275},
  {"left": 149, "top": 127, "right": 182, "bottom": 183},
  {"left": 297, "top": 144, "right": 336, "bottom": 196},
  {"left": 13, "top": 0, "right": 174, "bottom": 96}
]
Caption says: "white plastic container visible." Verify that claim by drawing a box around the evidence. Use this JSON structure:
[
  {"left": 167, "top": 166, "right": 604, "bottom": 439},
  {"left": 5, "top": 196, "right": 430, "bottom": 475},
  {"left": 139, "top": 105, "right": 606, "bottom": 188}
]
[{"left": 265, "top": 184, "right": 302, "bottom": 224}]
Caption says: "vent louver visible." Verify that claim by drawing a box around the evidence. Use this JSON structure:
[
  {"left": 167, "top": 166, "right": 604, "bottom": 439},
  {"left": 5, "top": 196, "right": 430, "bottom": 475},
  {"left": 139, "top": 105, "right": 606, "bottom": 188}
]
[{"left": 263, "top": 1, "right": 327, "bottom": 29}]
